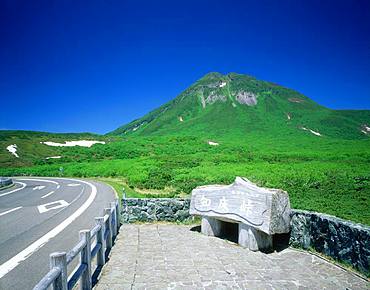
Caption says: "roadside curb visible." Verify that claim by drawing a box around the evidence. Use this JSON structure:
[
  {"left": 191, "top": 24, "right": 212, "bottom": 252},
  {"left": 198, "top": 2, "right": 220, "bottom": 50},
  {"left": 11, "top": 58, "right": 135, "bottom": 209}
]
[{"left": 0, "top": 183, "right": 15, "bottom": 191}]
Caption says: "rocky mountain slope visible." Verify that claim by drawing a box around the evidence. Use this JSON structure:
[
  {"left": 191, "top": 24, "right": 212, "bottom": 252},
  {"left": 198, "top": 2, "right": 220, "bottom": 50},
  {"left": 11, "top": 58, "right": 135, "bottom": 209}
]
[{"left": 110, "top": 72, "right": 370, "bottom": 140}]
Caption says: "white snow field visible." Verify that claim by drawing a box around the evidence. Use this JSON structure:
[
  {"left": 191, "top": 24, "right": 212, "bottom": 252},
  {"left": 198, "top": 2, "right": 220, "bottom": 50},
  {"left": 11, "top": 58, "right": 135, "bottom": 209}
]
[
  {"left": 45, "top": 156, "right": 62, "bottom": 159},
  {"left": 208, "top": 141, "right": 219, "bottom": 146},
  {"left": 41, "top": 140, "right": 105, "bottom": 147},
  {"left": 6, "top": 144, "right": 19, "bottom": 157},
  {"left": 301, "top": 127, "right": 322, "bottom": 136}
]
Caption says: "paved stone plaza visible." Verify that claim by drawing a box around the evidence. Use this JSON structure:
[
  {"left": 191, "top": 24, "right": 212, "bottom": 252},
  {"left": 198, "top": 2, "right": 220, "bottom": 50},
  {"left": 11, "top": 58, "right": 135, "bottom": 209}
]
[{"left": 95, "top": 224, "right": 368, "bottom": 290}]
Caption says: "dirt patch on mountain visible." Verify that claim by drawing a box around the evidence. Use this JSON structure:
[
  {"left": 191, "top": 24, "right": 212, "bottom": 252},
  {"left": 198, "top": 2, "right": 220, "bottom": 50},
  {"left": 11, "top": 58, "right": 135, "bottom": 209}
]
[
  {"left": 205, "top": 92, "right": 227, "bottom": 105},
  {"left": 235, "top": 91, "right": 257, "bottom": 106},
  {"left": 206, "top": 82, "right": 219, "bottom": 89}
]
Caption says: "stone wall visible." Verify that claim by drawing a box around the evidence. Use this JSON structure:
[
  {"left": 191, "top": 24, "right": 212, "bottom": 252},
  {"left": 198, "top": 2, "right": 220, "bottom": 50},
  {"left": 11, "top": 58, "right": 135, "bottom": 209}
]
[
  {"left": 290, "top": 210, "right": 369, "bottom": 275},
  {"left": 121, "top": 198, "right": 191, "bottom": 223},
  {"left": 121, "top": 198, "right": 369, "bottom": 274}
]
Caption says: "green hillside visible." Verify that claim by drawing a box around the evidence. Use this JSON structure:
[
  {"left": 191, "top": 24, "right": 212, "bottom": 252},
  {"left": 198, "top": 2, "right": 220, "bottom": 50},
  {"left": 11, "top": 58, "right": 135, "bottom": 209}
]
[
  {"left": 0, "top": 72, "right": 369, "bottom": 224},
  {"left": 0, "top": 130, "right": 108, "bottom": 167},
  {"left": 110, "top": 72, "right": 370, "bottom": 140}
]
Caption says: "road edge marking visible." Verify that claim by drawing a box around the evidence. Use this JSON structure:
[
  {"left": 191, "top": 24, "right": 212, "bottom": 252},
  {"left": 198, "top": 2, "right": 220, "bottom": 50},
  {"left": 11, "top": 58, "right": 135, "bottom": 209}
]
[
  {"left": 67, "top": 183, "right": 81, "bottom": 187},
  {"left": 0, "top": 182, "right": 26, "bottom": 198},
  {"left": 17, "top": 178, "right": 59, "bottom": 185},
  {"left": 0, "top": 178, "right": 97, "bottom": 278}
]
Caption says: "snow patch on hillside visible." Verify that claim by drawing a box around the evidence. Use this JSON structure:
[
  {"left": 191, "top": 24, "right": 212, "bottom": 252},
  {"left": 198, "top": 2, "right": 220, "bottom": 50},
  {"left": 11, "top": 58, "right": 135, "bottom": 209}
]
[
  {"left": 301, "top": 127, "right": 322, "bottom": 136},
  {"left": 179, "top": 116, "right": 184, "bottom": 122},
  {"left": 7, "top": 144, "right": 19, "bottom": 157},
  {"left": 208, "top": 141, "right": 219, "bottom": 146},
  {"left": 361, "top": 124, "right": 370, "bottom": 134},
  {"left": 41, "top": 140, "right": 105, "bottom": 147},
  {"left": 200, "top": 93, "right": 206, "bottom": 108},
  {"left": 289, "top": 98, "right": 305, "bottom": 103},
  {"left": 219, "top": 82, "right": 227, "bottom": 88},
  {"left": 46, "top": 156, "right": 62, "bottom": 159},
  {"left": 131, "top": 122, "right": 147, "bottom": 132},
  {"left": 286, "top": 113, "right": 291, "bottom": 120}
]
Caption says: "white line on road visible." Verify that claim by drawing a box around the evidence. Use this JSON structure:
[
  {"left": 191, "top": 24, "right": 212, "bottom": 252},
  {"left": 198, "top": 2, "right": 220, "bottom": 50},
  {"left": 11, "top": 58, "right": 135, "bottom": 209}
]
[
  {"left": 56, "top": 185, "right": 60, "bottom": 189},
  {"left": 17, "top": 178, "right": 59, "bottom": 186},
  {"left": 0, "top": 178, "right": 97, "bottom": 278},
  {"left": 0, "top": 182, "right": 26, "bottom": 198},
  {"left": 33, "top": 185, "right": 46, "bottom": 191},
  {"left": 67, "top": 183, "right": 80, "bottom": 187},
  {"left": 0, "top": 206, "right": 23, "bottom": 217},
  {"left": 40, "top": 190, "right": 55, "bottom": 199}
]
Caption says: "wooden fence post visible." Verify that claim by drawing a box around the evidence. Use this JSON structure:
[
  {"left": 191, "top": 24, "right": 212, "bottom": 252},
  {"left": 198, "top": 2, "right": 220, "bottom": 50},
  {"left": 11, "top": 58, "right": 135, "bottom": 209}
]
[
  {"left": 95, "top": 217, "right": 105, "bottom": 266},
  {"left": 50, "top": 252, "right": 67, "bottom": 290},
  {"left": 105, "top": 208, "right": 113, "bottom": 250},
  {"left": 79, "top": 230, "right": 92, "bottom": 290}
]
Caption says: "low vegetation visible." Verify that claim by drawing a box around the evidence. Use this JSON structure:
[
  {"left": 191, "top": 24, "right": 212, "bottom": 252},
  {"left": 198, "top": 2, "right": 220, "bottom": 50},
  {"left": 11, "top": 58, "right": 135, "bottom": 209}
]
[{"left": 1, "top": 134, "right": 369, "bottom": 225}]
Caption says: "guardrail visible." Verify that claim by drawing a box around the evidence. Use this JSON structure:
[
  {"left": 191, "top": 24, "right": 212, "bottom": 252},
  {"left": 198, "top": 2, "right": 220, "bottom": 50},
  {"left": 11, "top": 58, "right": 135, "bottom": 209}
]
[
  {"left": 33, "top": 199, "right": 120, "bottom": 290},
  {"left": 0, "top": 177, "right": 12, "bottom": 188}
]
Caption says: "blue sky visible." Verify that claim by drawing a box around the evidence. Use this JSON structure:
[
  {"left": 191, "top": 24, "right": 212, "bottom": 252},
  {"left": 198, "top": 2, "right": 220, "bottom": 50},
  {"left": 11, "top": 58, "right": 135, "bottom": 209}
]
[{"left": 0, "top": 0, "right": 369, "bottom": 134}]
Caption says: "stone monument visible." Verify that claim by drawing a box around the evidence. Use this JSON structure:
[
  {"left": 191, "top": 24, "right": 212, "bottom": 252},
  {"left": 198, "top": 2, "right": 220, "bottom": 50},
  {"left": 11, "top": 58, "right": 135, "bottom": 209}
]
[{"left": 189, "top": 177, "right": 291, "bottom": 251}]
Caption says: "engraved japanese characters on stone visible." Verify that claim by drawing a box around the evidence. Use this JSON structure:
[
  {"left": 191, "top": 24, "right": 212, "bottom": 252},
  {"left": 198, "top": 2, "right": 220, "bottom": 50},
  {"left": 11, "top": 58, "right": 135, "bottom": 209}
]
[{"left": 190, "top": 177, "right": 291, "bottom": 235}]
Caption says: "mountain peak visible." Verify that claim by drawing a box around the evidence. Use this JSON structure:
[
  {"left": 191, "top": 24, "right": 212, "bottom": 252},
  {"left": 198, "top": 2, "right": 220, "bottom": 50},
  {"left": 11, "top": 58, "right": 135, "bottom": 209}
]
[
  {"left": 109, "top": 73, "right": 369, "bottom": 140},
  {"left": 202, "top": 72, "right": 224, "bottom": 79}
]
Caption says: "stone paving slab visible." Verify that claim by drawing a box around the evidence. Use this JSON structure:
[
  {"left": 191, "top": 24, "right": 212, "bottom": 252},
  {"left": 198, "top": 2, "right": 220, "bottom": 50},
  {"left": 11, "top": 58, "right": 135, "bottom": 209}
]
[{"left": 95, "top": 224, "right": 368, "bottom": 290}]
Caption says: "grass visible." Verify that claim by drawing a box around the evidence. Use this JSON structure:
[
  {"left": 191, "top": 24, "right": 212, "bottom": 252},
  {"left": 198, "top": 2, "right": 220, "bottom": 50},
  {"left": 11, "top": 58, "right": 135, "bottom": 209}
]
[
  {"left": 95, "top": 177, "right": 178, "bottom": 199},
  {"left": 1, "top": 134, "right": 369, "bottom": 225}
]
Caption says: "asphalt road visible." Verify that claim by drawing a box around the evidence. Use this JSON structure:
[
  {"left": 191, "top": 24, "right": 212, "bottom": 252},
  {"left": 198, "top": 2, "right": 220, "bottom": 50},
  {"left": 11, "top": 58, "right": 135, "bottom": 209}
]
[{"left": 0, "top": 177, "right": 116, "bottom": 290}]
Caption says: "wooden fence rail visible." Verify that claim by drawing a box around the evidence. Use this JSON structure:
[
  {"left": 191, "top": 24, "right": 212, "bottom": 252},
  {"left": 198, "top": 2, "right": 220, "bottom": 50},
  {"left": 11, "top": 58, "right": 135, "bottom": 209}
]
[{"left": 33, "top": 199, "right": 120, "bottom": 290}]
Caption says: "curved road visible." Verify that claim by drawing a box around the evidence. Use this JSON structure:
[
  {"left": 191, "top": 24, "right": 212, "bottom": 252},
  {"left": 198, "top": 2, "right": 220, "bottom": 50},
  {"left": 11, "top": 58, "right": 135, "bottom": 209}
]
[{"left": 0, "top": 177, "right": 116, "bottom": 290}]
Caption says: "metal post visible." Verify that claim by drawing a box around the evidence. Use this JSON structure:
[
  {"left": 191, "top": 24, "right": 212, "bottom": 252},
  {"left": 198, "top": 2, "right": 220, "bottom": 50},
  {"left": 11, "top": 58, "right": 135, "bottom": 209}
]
[
  {"left": 79, "top": 230, "right": 92, "bottom": 290},
  {"left": 50, "top": 252, "right": 67, "bottom": 290},
  {"left": 110, "top": 202, "right": 117, "bottom": 237},
  {"left": 105, "top": 208, "right": 113, "bottom": 250},
  {"left": 95, "top": 217, "right": 105, "bottom": 266}
]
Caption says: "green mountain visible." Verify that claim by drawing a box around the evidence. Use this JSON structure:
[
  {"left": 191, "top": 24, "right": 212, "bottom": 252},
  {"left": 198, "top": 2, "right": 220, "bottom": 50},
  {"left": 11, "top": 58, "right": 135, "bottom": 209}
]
[{"left": 110, "top": 72, "right": 370, "bottom": 140}]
